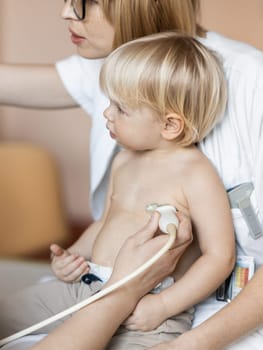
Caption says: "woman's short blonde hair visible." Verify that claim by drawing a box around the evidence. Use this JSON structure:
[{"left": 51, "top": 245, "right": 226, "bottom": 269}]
[
  {"left": 100, "top": 32, "right": 227, "bottom": 146},
  {"left": 101, "top": 0, "right": 205, "bottom": 49}
]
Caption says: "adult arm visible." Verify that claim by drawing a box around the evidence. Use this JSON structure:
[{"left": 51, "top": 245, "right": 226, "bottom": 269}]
[
  {"left": 30, "top": 211, "right": 193, "bottom": 350},
  {"left": 150, "top": 265, "right": 263, "bottom": 350},
  {"left": 0, "top": 63, "right": 76, "bottom": 108}
]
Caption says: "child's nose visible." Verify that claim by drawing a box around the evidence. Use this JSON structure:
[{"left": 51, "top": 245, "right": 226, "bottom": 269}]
[{"left": 103, "top": 106, "right": 113, "bottom": 121}]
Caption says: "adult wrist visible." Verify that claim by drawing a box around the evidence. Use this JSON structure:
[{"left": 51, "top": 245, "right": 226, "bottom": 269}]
[
  {"left": 103, "top": 282, "right": 140, "bottom": 314},
  {"left": 104, "top": 277, "right": 146, "bottom": 306}
]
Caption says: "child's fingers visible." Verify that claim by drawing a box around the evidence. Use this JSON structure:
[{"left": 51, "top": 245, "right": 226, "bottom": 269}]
[
  {"left": 63, "top": 261, "right": 90, "bottom": 282},
  {"left": 50, "top": 243, "right": 67, "bottom": 258},
  {"left": 61, "top": 257, "right": 89, "bottom": 277}
]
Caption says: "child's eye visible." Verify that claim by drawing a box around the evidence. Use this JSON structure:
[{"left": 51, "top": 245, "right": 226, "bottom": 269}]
[
  {"left": 115, "top": 103, "right": 128, "bottom": 115},
  {"left": 110, "top": 100, "right": 129, "bottom": 115},
  {"left": 117, "top": 105, "right": 124, "bottom": 113}
]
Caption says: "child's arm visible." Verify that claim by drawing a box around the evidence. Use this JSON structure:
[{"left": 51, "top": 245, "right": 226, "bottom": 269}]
[
  {"left": 124, "top": 156, "right": 235, "bottom": 331},
  {"left": 66, "top": 151, "right": 127, "bottom": 257},
  {"left": 50, "top": 153, "right": 123, "bottom": 282},
  {"left": 149, "top": 266, "right": 263, "bottom": 350},
  {"left": 49, "top": 221, "right": 103, "bottom": 282}
]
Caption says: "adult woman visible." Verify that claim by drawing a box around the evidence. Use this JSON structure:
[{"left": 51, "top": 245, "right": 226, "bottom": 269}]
[{"left": 1, "top": 1, "right": 263, "bottom": 349}]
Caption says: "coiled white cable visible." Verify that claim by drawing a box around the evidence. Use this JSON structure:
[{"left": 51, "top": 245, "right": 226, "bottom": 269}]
[{"left": 0, "top": 204, "right": 178, "bottom": 347}]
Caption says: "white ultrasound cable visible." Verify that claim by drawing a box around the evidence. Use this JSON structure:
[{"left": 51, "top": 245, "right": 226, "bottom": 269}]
[{"left": 0, "top": 204, "right": 178, "bottom": 347}]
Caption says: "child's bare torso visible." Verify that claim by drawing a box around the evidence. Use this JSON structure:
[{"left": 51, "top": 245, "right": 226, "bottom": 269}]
[{"left": 91, "top": 147, "right": 203, "bottom": 278}]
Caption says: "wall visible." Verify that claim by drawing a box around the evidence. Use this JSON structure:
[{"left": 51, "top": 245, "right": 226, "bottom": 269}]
[
  {"left": 200, "top": 0, "right": 263, "bottom": 50},
  {"left": 0, "top": 0, "right": 262, "bottom": 226},
  {"left": 0, "top": 0, "right": 91, "bottom": 226}
]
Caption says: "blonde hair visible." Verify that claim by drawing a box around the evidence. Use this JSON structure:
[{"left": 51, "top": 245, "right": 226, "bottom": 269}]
[
  {"left": 100, "top": 0, "right": 205, "bottom": 49},
  {"left": 100, "top": 32, "right": 227, "bottom": 146}
]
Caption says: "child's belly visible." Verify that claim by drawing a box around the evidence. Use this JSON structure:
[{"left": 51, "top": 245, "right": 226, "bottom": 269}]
[
  {"left": 91, "top": 206, "right": 198, "bottom": 278},
  {"left": 91, "top": 213, "right": 146, "bottom": 267}
]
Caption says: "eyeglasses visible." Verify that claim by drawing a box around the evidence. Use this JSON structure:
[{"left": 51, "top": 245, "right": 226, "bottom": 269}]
[{"left": 64, "top": 0, "right": 86, "bottom": 20}]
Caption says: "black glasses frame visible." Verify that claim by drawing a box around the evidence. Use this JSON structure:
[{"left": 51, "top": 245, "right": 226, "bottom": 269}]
[
  {"left": 64, "top": 0, "right": 86, "bottom": 20},
  {"left": 75, "top": 0, "right": 86, "bottom": 20}
]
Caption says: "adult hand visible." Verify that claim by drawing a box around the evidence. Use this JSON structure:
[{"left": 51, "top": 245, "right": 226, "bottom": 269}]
[
  {"left": 108, "top": 211, "right": 193, "bottom": 299},
  {"left": 50, "top": 243, "right": 89, "bottom": 282}
]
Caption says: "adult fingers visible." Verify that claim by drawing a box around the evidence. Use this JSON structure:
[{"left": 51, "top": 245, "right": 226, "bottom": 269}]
[
  {"left": 132, "top": 211, "right": 160, "bottom": 245},
  {"left": 170, "top": 211, "right": 193, "bottom": 248}
]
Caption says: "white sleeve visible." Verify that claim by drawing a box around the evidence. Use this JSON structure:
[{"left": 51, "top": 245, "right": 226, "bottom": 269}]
[
  {"left": 56, "top": 55, "right": 89, "bottom": 107},
  {"left": 244, "top": 61, "right": 263, "bottom": 214},
  {"left": 253, "top": 80, "right": 263, "bottom": 213},
  {"left": 244, "top": 60, "right": 263, "bottom": 160},
  {"left": 222, "top": 52, "right": 263, "bottom": 215},
  {"left": 55, "top": 55, "right": 104, "bottom": 116}
]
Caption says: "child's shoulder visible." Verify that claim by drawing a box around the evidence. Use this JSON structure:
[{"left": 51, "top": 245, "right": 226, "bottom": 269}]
[
  {"left": 178, "top": 146, "right": 218, "bottom": 178},
  {"left": 175, "top": 146, "right": 207, "bottom": 165},
  {"left": 175, "top": 147, "right": 226, "bottom": 207}
]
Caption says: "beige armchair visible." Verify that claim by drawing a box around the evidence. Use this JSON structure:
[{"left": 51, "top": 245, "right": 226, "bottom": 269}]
[{"left": 0, "top": 142, "right": 70, "bottom": 258}]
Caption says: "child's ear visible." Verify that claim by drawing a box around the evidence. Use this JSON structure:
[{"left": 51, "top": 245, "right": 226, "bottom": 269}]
[{"left": 161, "top": 113, "right": 184, "bottom": 140}]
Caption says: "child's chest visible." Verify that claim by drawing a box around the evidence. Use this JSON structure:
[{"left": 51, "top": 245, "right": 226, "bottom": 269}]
[{"left": 111, "top": 155, "right": 188, "bottom": 213}]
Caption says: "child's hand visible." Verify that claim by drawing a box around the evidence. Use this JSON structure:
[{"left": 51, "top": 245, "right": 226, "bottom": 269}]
[
  {"left": 123, "top": 294, "right": 166, "bottom": 331},
  {"left": 50, "top": 243, "right": 90, "bottom": 283}
]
